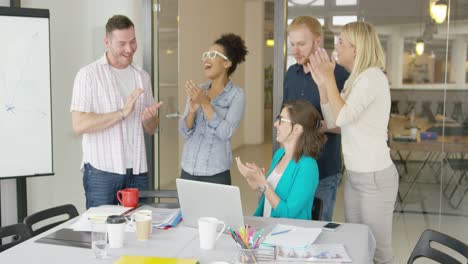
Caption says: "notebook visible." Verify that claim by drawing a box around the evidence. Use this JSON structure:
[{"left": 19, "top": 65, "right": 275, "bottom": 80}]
[
  {"left": 35, "top": 228, "right": 91, "bottom": 249},
  {"left": 114, "top": 256, "right": 198, "bottom": 264},
  {"left": 176, "top": 179, "right": 244, "bottom": 230}
]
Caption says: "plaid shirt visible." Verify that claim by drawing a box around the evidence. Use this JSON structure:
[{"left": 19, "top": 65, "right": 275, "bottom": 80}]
[{"left": 70, "top": 54, "right": 154, "bottom": 174}]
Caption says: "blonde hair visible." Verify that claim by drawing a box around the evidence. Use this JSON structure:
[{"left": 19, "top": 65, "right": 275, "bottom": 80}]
[
  {"left": 288, "top": 16, "right": 322, "bottom": 37},
  {"left": 342, "top": 22, "right": 385, "bottom": 97}
]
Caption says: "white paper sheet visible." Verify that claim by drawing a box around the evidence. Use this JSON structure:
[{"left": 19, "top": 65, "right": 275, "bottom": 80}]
[{"left": 262, "top": 224, "right": 322, "bottom": 248}]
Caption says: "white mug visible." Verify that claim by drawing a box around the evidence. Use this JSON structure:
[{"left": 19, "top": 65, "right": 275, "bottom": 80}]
[{"left": 198, "top": 217, "right": 226, "bottom": 250}]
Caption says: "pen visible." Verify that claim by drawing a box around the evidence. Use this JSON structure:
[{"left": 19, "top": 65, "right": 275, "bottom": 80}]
[
  {"left": 271, "top": 229, "right": 292, "bottom": 236},
  {"left": 253, "top": 235, "right": 262, "bottom": 249}
]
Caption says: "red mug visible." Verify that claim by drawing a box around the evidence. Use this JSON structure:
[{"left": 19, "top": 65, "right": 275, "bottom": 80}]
[{"left": 116, "top": 188, "right": 139, "bottom": 208}]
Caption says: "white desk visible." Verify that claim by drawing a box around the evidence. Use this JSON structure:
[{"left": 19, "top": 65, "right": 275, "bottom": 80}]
[{"left": 0, "top": 216, "right": 375, "bottom": 263}]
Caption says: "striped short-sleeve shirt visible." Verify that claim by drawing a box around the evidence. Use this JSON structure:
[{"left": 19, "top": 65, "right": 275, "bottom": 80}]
[{"left": 70, "top": 54, "right": 154, "bottom": 175}]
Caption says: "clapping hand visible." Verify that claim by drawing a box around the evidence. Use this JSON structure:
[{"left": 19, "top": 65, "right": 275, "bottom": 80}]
[
  {"left": 185, "top": 80, "right": 209, "bottom": 105},
  {"left": 235, "top": 157, "right": 266, "bottom": 190},
  {"left": 142, "top": 101, "right": 163, "bottom": 123},
  {"left": 307, "top": 47, "right": 336, "bottom": 89},
  {"left": 122, "top": 88, "right": 144, "bottom": 118},
  {"left": 184, "top": 81, "right": 200, "bottom": 113}
]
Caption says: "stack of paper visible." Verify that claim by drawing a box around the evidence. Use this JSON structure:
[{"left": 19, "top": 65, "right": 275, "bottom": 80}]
[
  {"left": 262, "top": 224, "right": 322, "bottom": 248},
  {"left": 256, "top": 244, "right": 276, "bottom": 262}
]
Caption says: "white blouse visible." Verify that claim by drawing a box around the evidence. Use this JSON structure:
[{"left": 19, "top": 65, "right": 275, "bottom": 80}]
[
  {"left": 321, "top": 67, "right": 393, "bottom": 173},
  {"left": 263, "top": 169, "right": 283, "bottom": 217}
]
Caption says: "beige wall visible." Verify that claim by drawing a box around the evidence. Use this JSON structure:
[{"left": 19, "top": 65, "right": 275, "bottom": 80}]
[{"left": 244, "top": 0, "right": 265, "bottom": 144}]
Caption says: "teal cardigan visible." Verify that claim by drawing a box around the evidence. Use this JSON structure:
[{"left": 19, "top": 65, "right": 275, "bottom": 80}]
[{"left": 253, "top": 148, "right": 318, "bottom": 220}]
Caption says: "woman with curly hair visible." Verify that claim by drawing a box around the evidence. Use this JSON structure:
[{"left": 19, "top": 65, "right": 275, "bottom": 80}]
[
  {"left": 179, "top": 33, "right": 248, "bottom": 185},
  {"left": 236, "top": 100, "right": 326, "bottom": 220}
]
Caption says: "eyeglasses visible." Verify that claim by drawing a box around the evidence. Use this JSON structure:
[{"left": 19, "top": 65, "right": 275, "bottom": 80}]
[
  {"left": 202, "top": 50, "right": 229, "bottom": 61},
  {"left": 276, "top": 115, "right": 294, "bottom": 126}
]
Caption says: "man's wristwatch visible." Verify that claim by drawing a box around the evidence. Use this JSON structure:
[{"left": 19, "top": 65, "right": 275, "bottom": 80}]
[{"left": 258, "top": 183, "right": 268, "bottom": 194}]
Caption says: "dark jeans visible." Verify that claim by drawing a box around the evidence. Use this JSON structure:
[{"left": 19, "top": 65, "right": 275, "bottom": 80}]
[
  {"left": 180, "top": 170, "right": 231, "bottom": 185},
  {"left": 314, "top": 173, "right": 341, "bottom": 221},
  {"left": 83, "top": 163, "right": 149, "bottom": 209}
]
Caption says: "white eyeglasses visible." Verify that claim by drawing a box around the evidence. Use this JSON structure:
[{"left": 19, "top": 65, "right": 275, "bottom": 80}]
[{"left": 202, "top": 50, "right": 229, "bottom": 61}]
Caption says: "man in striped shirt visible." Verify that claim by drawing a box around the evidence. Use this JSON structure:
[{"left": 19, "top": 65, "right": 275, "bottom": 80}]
[{"left": 71, "top": 15, "right": 162, "bottom": 209}]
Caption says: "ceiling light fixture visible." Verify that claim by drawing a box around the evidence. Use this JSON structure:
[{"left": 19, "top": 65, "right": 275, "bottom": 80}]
[
  {"left": 415, "top": 38, "right": 425, "bottom": 56},
  {"left": 430, "top": 0, "right": 448, "bottom": 24},
  {"left": 266, "top": 39, "right": 274, "bottom": 47}
]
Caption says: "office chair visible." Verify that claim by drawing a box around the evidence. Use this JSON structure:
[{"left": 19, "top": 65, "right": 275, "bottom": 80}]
[
  {"left": 23, "top": 204, "right": 79, "bottom": 237},
  {"left": 139, "top": 189, "right": 179, "bottom": 208},
  {"left": 391, "top": 100, "right": 400, "bottom": 114},
  {"left": 443, "top": 158, "right": 468, "bottom": 209},
  {"left": 311, "top": 197, "right": 323, "bottom": 221},
  {"left": 407, "top": 229, "right": 468, "bottom": 264},
  {"left": 0, "top": 223, "right": 32, "bottom": 252}
]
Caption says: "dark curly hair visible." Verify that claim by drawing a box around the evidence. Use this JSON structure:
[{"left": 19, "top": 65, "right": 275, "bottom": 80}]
[
  {"left": 214, "top": 33, "right": 248, "bottom": 76},
  {"left": 281, "top": 100, "right": 327, "bottom": 162}
]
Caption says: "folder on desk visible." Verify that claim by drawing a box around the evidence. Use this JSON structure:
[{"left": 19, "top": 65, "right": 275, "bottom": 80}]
[
  {"left": 36, "top": 228, "right": 91, "bottom": 249},
  {"left": 114, "top": 256, "right": 198, "bottom": 264}
]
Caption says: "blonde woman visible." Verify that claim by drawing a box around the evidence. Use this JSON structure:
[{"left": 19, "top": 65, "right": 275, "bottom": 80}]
[{"left": 308, "top": 22, "right": 398, "bottom": 264}]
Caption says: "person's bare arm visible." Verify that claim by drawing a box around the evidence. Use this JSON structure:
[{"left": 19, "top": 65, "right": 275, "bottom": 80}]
[
  {"left": 72, "top": 88, "right": 143, "bottom": 135},
  {"left": 320, "top": 120, "right": 341, "bottom": 134}
]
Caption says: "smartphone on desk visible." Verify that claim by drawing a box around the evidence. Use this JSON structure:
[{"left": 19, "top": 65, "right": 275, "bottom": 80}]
[{"left": 322, "top": 222, "right": 342, "bottom": 231}]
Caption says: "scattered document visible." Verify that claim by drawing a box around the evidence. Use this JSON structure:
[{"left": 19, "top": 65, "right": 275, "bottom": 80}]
[
  {"left": 132, "top": 205, "right": 182, "bottom": 229},
  {"left": 70, "top": 205, "right": 133, "bottom": 232},
  {"left": 276, "top": 244, "right": 352, "bottom": 263},
  {"left": 262, "top": 224, "right": 322, "bottom": 248}
]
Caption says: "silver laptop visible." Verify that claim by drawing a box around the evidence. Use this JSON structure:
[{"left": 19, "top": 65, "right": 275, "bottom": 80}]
[{"left": 176, "top": 178, "right": 244, "bottom": 230}]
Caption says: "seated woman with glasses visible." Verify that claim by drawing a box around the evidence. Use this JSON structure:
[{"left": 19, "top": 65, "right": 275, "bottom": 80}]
[
  {"left": 179, "top": 33, "right": 248, "bottom": 185},
  {"left": 236, "top": 100, "right": 326, "bottom": 220}
]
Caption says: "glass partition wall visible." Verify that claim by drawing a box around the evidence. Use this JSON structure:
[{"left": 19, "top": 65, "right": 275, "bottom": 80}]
[
  {"left": 282, "top": 0, "right": 467, "bottom": 261},
  {"left": 154, "top": 0, "right": 180, "bottom": 190}
]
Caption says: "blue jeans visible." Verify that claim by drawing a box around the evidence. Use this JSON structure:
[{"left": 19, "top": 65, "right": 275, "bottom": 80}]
[
  {"left": 314, "top": 173, "right": 341, "bottom": 221},
  {"left": 83, "top": 163, "right": 149, "bottom": 209}
]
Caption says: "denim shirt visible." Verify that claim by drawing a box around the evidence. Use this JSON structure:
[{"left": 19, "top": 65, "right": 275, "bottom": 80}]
[{"left": 179, "top": 80, "right": 246, "bottom": 176}]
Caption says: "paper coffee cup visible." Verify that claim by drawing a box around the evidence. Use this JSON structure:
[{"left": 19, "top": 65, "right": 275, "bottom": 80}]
[
  {"left": 133, "top": 214, "right": 151, "bottom": 241},
  {"left": 106, "top": 215, "right": 126, "bottom": 248}
]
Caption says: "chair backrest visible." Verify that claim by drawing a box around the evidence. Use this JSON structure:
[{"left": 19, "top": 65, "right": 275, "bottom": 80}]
[
  {"left": 312, "top": 197, "right": 323, "bottom": 221},
  {"left": 0, "top": 223, "right": 32, "bottom": 252},
  {"left": 23, "top": 204, "right": 79, "bottom": 237},
  {"left": 139, "top": 190, "right": 179, "bottom": 208},
  {"left": 407, "top": 229, "right": 468, "bottom": 264}
]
